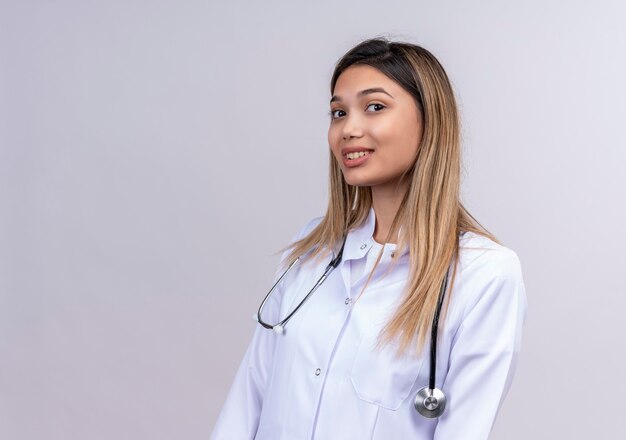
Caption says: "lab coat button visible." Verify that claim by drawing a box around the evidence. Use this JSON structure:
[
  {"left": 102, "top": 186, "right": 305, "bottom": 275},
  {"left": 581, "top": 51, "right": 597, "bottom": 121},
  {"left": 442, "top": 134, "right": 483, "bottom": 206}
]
[
  {"left": 360, "top": 243, "right": 367, "bottom": 250},
  {"left": 315, "top": 368, "right": 321, "bottom": 376},
  {"left": 390, "top": 252, "right": 396, "bottom": 258},
  {"left": 345, "top": 297, "right": 352, "bottom": 305}
]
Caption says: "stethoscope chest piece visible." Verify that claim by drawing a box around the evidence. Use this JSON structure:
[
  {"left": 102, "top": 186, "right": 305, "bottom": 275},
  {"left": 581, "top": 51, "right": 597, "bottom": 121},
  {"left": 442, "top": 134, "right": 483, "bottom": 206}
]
[
  {"left": 414, "top": 386, "right": 447, "bottom": 418},
  {"left": 257, "top": 234, "right": 452, "bottom": 420}
]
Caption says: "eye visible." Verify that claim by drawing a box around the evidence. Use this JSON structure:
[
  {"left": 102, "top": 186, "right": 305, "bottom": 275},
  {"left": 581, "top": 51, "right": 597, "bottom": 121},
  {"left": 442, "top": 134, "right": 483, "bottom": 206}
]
[
  {"left": 366, "top": 103, "right": 385, "bottom": 112},
  {"left": 329, "top": 109, "right": 346, "bottom": 119}
]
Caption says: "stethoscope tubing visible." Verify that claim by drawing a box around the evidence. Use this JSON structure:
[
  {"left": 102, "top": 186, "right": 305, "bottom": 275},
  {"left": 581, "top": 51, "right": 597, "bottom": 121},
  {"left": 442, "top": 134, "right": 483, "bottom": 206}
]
[
  {"left": 256, "top": 235, "right": 347, "bottom": 333},
  {"left": 429, "top": 266, "right": 450, "bottom": 390},
  {"left": 255, "top": 233, "right": 450, "bottom": 417}
]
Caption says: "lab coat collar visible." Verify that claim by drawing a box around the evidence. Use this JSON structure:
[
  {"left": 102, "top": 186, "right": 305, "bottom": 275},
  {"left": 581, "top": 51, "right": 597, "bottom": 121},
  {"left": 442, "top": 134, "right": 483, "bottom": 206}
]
[{"left": 341, "top": 207, "right": 408, "bottom": 262}]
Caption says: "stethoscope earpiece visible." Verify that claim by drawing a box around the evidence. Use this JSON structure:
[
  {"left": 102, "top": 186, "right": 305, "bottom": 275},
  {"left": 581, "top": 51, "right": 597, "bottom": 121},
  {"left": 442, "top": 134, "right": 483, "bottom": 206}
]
[{"left": 414, "top": 386, "right": 447, "bottom": 418}]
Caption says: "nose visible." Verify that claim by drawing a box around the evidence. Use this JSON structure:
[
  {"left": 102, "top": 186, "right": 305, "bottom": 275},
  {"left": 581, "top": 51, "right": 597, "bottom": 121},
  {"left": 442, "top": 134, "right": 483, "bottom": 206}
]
[{"left": 341, "top": 113, "right": 364, "bottom": 140}]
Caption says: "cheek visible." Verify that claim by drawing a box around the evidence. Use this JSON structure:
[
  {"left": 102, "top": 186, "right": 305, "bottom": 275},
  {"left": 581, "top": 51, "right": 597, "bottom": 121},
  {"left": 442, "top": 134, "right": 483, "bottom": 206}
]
[
  {"left": 373, "top": 118, "right": 421, "bottom": 165},
  {"left": 328, "top": 127, "right": 341, "bottom": 158},
  {"left": 396, "top": 116, "right": 421, "bottom": 147},
  {"left": 372, "top": 119, "right": 410, "bottom": 150}
]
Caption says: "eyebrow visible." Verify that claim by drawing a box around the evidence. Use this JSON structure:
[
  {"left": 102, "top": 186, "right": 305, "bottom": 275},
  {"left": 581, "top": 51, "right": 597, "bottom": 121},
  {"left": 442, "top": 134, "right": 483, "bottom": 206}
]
[{"left": 330, "top": 87, "right": 394, "bottom": 104}]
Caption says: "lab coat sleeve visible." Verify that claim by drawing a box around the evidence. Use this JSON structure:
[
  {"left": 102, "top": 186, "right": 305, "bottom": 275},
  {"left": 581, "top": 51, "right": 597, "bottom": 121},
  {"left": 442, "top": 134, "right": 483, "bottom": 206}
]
[
  {"left": 433, "top": 252, "right": 528, "bottom": 440},
  {"left": 210, "top": 218, "right": 321, "bottom": 440},
  {"left": 210, "top": 311, "right": 276, "bottom": 439}
]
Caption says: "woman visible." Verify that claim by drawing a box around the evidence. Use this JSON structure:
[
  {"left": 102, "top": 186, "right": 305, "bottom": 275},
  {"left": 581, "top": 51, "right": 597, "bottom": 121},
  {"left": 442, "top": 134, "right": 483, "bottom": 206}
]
[{"left": 211, "top": 37, "right": 527, "bottom": 439}]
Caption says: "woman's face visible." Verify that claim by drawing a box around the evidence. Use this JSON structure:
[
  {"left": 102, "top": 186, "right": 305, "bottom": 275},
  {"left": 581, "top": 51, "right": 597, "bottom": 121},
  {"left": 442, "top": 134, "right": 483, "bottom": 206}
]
[{"left": 328, "top": 64, "right": 423, "bottom": 189}]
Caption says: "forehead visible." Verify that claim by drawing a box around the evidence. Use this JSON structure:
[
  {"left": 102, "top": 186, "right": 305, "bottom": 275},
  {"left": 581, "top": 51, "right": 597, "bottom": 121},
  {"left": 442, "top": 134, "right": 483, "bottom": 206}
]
[{"left": 333, "top": 64, "right": 400, "bottom": 95}]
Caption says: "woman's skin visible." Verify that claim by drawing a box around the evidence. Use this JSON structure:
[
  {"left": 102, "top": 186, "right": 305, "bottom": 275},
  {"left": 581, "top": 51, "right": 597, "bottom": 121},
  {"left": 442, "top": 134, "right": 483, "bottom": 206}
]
[{"left": 328, "top": 64, "right": 424, "bottom": 244}]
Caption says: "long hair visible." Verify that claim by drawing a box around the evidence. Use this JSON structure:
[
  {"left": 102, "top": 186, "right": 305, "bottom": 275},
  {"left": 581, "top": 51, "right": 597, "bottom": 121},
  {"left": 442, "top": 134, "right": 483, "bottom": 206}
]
[{"left": 277, "top": 36, "right": 500, "bottom": 356}]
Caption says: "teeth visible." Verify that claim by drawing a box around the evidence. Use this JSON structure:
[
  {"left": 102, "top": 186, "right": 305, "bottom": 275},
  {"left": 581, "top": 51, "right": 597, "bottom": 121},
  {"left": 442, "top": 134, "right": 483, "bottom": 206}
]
[{"left": 346, "top": 151, "right": 371, "bottom": 160}]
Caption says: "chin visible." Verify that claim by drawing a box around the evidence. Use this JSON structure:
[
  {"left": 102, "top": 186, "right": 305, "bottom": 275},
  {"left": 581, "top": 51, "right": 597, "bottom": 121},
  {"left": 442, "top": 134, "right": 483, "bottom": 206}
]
[
  {"left": 341, "top": 167, "right": 388, "bottom": 187},
  {"left": 345, "top": 176, "right": 400, "bottom": 190},
  {"left": 343, "top": 176, "right": 373, "bottom": 187}
]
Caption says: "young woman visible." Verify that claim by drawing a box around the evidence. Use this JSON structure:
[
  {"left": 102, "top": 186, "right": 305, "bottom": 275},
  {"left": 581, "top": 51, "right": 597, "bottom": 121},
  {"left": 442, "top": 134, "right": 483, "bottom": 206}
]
[{"left": 211, "top": 37, "right": 527, "bottom": 439}]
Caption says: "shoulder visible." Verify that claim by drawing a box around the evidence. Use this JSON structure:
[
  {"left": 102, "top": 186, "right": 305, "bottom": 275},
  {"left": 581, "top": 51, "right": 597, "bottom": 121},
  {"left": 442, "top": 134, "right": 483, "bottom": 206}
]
[
  {"left": 292, "top": 215, "right": 324, "bottom": 243},
  {"left": 275, "top": 215, "right": 324, "bottom": 267},
  {"left": 449, "top": 231, "right": 527, "bottom": 322},
  {"left": 457, "top": 231, "right": 523, "bottom": 282}
]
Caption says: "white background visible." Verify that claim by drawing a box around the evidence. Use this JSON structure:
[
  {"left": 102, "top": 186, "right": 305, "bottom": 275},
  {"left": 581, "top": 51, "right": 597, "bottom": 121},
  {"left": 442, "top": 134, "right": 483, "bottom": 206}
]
[{"left": 1, "top": 0, "right": 625, "bottom": 438}]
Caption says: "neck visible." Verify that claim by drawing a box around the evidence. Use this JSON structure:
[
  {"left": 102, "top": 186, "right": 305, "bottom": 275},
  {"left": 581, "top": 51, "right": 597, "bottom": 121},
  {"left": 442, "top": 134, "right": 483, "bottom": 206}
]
[{"left": 370, "top": 178, "right": 410, "bottom": 244}]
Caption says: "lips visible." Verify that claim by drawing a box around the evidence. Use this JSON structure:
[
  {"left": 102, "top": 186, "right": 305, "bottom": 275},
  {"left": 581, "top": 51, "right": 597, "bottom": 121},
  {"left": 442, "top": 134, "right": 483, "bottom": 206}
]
[
  {"left": 341, "top": 147, "right": 373, "bottom": 168},
  {"left": 340, "top": 146, "right": 375, "bottom": 157}
]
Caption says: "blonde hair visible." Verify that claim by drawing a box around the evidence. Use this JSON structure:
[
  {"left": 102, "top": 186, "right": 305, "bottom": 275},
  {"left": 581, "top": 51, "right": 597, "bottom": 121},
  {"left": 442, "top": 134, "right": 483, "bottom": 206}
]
[{"left": 277, "top": 37, "right": 500, "bottom": 356}]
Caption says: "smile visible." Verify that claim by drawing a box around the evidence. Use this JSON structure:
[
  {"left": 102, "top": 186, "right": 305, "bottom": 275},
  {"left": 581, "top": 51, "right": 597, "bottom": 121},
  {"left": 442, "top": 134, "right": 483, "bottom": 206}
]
[
  {"left": 342, "top": 150, "right": 373, "bottom": 168},
  {"left": 345, "top": 151, "right": 372, "bottom": 160}
]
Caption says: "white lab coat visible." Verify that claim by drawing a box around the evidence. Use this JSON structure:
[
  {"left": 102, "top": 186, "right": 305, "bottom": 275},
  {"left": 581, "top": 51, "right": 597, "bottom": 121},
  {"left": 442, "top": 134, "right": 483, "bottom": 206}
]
[{"left": 211, "top": 207, "right": 527, "bottom": 439}]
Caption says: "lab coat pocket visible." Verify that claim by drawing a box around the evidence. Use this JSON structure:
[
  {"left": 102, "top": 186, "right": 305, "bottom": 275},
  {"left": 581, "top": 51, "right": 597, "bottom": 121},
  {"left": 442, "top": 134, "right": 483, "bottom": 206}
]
[{"left": 349, "top": 329, "right": 424, "bottom": 411}]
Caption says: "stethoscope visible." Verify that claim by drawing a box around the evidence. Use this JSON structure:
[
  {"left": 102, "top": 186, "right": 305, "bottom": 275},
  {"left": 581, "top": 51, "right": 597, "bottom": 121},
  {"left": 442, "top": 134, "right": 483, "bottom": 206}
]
[{"left": 254, "top": 234, "right": 450, "bottom": 418}]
